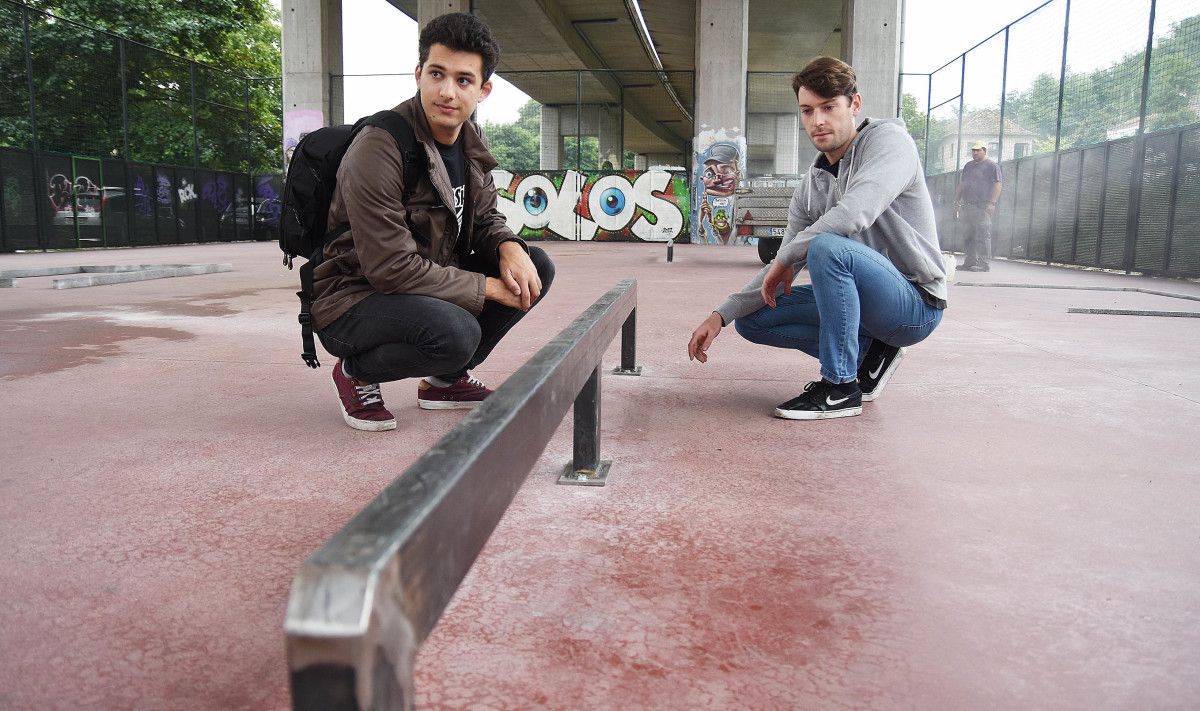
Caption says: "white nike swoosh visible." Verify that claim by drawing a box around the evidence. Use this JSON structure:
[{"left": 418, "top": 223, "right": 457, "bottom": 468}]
[
  {"left": 868, "top": 361, "right": 885, "bottom": 379},
  {"left": 826, "top": 395, "right": 850, "bottom": 406}
]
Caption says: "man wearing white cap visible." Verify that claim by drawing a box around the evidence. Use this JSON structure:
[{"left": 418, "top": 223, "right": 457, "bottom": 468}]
[{"left": 954, "top": 141, "right": 1002, "bottom": 272}]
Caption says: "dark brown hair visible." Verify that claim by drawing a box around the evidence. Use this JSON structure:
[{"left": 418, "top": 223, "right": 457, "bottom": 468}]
[
  {"left": 791, "top": 56, "right": 858, "bottom": 101},
  {"left": 418, "top": 13, "right": 500, "bottom": 81}
]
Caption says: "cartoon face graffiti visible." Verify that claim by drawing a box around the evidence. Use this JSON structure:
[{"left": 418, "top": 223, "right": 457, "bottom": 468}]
[
  {"left": 701, "top": 142, "right": 741, "bottom": 197},
  {"left": 712, "top": 208, "right": 730, "bottom": 233}
]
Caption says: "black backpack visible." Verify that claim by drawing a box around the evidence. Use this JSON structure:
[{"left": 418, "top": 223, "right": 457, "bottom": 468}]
[{"left": 279, "top": 110, "right": 425, "bottom": 367}]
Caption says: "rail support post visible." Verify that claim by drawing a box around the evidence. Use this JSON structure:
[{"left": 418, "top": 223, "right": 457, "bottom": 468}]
[
  {"left": 559, "top": 365, "right": 611, "bottom": 486},
  {"left": 611, "top": 308, "right": 641, "bottom": 376}
]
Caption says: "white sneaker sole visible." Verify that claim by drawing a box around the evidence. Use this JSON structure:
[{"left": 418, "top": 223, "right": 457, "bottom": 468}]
[
  {"left": 418, "top": 399, "right": 483, "bottom": 410},
  {"left": 773, "top": 405, "right": 863, "bottom": 420},
  {"left": 333, "top": 381, "right": 397, "bottom": 431},
  {"left": 862, "top": 347, "right": 905, "bottom": 402}
]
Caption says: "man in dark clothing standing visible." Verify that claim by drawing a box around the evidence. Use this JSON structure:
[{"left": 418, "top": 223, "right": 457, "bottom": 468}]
[
  {"left": 954, "top": 141, "right": 1003, "bottom": 272},
  {"left": 311, "top": 13, "right": 554, "bottom": 431}
]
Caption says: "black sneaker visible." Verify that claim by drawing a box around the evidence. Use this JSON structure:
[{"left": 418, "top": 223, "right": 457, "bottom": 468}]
[
  {"left": 857, "top": 341, "right": 905, "bottom": 402},
  {"left": 774, "top": 380, "right": 863, "bottom": 420}
]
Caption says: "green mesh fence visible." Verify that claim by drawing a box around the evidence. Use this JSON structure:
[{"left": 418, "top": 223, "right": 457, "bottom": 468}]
[{"left": 902, "top": 0, "right": 1200, "bottom": 277}]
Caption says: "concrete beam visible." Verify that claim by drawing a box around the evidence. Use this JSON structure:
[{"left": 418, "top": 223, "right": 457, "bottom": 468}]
[
  {"left": 532, "top": 0, "right": 687, "bottom": 153},
  {"left": 842, "top": 0, "right": 901, "bottom": 120},
  {"left": 418, "top": 0, "right": 465, "bottom": 29},
  {"left": 282, "top": 0, "right": 344, "bottom": 165}
]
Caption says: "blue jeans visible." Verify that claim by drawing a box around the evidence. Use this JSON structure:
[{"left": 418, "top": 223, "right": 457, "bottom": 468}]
[{"left": 734, "top": 233, "right": 942, "bottom": 384}]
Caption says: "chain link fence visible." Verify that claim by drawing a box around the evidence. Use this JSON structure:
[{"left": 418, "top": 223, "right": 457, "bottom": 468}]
[
  {"left": 902, "top": 0, "right": 1200, "bottom": 276},
  {"left": 0, "top": 0, "right": 283, "bottom": 252}
]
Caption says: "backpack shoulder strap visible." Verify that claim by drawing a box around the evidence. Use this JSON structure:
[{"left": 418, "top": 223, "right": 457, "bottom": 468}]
[{"left": 362, "top": 110, "right": 424, "bottom": 197}]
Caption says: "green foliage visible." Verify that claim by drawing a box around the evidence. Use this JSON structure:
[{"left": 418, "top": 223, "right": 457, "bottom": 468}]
[
  {"left": 562, "top": 135, "right": 599, "bottom": 170},
  {"left": 481, "top": 99, "right": 638, "bottom": 172},
  {"left": 481, "top": 99, "right": 540, "bottom": 170},
  {"left": 1, "top": 0, "right": 281, "bottom": 172},
  {"left": 907, "top": 12, "right": 1199, "bottom": 175},
  {"left": 999, "top": 13, "right": 1199, "bottom": 151}
]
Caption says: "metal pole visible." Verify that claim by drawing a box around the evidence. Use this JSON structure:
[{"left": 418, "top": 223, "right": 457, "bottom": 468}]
[
  {"left": 612, "top": 308, "right": 641, "bottom": 375},
  {"left": 923, "top": 73, "right": 932, "bottom": 174},
  {"left": 22, "top": 4, "right": 45, "bottom": 250},
  {"left": 1124, "top": 0, "right": 1157, "bottom": 273},
  {"left": 998, "top": 27, "right": 1009, "bottom": 163},
  {"left": 1052, "top": 0, "right": 1071, "bottom": 153},
  {"left": 189, "top": 61, "right": 200, "bottom": 168},
  {"left": 559, "top": 366, "right": 611, "bottom": 485},
  {"left": 119, "top": 38, "right": 130, "bottom": 160},
  {"left": 1075, "top": 150, "right": 1094, "bottom": 264},
  {"left": 1160, "top": 128, "right": 1184, "bottom": 274},
  {"left": 1094, "top": 142, "right": 1111, "bottom": 267},
  {"left": 575, "top": 70, "right": 582, "bottom": 172},
  {"left": 954, "top": 58, "right": 965, "bottom": 246}
]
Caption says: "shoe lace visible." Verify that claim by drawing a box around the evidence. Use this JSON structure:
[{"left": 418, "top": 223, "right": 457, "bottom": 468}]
[
  {"left": 355, "top": 382, "right": 383, "bottom": 406},
  {"left": 463, "top": 374, "right": 485, "bottom": 388}
]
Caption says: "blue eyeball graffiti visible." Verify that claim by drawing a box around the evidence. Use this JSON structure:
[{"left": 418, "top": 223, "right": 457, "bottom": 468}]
[
  {"left": 523, "top": 187, "right": 548, "bottom": 215},
  {"left": 599, "top": 187, "right": 625, "bottom": 216},
  {"left": 587, "top": 174, "right": 638, "bottom": 232}
]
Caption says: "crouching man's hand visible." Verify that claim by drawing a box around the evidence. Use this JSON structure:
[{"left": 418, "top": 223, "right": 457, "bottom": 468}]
[
  {"left": 760, "top": 260, "right": 794, "bottom": 309},
  {"left": 496, "top": 241, "right": 541, "bottom": 310},
  {"left": 688, "top": 312, "right": 724, "bottom": 364}
]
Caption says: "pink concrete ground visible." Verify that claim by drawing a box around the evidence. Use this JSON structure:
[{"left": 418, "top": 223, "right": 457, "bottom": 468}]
[{"left": 1, "top": 241, "right": 1198, "bottom": 709}]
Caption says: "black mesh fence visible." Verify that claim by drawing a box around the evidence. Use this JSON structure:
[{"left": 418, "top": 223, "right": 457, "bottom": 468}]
[
  {"left": 903, "top": 0, "right": 1200, "bottom": 277},
  {"left": 0, "top": 0, "right": 283, "bottom": 252}
]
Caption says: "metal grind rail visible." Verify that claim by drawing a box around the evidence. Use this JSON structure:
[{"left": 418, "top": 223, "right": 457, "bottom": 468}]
[{"left": 285, "top": 278, "right": 640, "bottom": 710}]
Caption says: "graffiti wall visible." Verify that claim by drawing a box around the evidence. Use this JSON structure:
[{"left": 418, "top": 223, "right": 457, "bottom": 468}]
[
  {"left": 0, "top": 145, "right": 281, "bottom": 251},
  {"left": 492, "top": 169, "right": 689, "bottom": 242},
  {"left": 692, "top": 129, "right": 748, "bottom": 245}
]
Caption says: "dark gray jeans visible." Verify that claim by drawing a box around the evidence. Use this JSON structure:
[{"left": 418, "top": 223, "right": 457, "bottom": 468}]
[
  {"left": 317, "top": 247, "right": 554, "bottom": 384},
  {"left": 962, "top": 204, "right": 992, "bottom": 266}
]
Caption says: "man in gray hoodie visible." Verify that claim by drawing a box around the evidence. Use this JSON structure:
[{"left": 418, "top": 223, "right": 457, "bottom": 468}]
[{"left": 687, "top": 56, "right": 946, "bottom": 420}]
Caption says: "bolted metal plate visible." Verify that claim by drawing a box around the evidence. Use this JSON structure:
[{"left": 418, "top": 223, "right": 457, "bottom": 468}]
[
  {"left": 611, "top": 365, "right": 642, "bottom": 376},
  {"left": 558, "top": 460, "right": 612, "bottom": 486}
]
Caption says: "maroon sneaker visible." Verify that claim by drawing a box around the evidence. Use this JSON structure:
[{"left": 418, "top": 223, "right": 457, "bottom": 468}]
[
  {"left": 331, "top": 359, "right": 396, "bottom": 431},
  {"left": 417, "top": 374, "right": 493, "bottom": 410}
]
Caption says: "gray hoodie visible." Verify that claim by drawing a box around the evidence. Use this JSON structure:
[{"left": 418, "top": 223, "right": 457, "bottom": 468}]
[{"left": 714, "top": 118, "right": 946, "bottom": 325}]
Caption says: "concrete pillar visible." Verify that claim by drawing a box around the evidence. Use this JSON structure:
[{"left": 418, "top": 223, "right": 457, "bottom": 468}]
[
  {"left": 842, "top": 0, "right": 902, "bottom": 120},
  {"left": 633, "top": 154, "right": 648, "bottom": 171},
  {"left": 598, "top": 106, "right": 622, "bottom": 169},
  {"left": 540, "top": 106, "right": 562, "bottom": 170},
  {"left": 281, "top": 0, "right": 343, "bottom": 167},
  {"left": 418, "top": 0, "right": 466, "bottom": 29},
  {"left": 775, "top": 113, "right": 800, "bottom": 175},
  {"left": 693, "top": 0, "right": 748, "bottom": 245}
]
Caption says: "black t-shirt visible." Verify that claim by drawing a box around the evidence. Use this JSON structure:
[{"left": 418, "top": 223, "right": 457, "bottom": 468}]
[{"left": 435, "top": 135, "right": 467, "bottom": 243}]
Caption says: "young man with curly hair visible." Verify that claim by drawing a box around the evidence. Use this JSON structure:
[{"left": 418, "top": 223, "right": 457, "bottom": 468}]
[{"left": 312, "top": 13, "right": 554, "bottom": 431}]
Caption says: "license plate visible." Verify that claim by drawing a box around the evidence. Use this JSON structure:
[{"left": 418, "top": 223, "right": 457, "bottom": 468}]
[{"left": 768, "top": 227, "right": 785, "bottom": 237}]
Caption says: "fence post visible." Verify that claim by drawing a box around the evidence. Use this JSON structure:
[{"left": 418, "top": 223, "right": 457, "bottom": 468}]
[
  {"left": 21, "top": 3, "right": 45, "bottom": 250},
  {"left": 922, "top": 73, "right": 931, "bottom": 174},
  {"left": 998, "top": 27, "right": 1009, "bottom": 164},
  {"left": 1124, "top": 0, "right": 1158, "bottom": 273},
  {"left": 189, "top": 61, "right": 200, "bottom": 168},
  {"left": 119, "top": 38, "right": 130, "bottom": 160},
  {"left": 1159, "top": 128, "right": 1184, "bottom": 272}
]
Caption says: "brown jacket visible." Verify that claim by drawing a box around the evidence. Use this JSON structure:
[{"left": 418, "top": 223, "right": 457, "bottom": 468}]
[{"left": 310, "top": 95, "right": 525, "bottom": 330}]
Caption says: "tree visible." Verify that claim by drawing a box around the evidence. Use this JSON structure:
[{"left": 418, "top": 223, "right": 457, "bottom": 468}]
[
  {"left": 1, "top": 0, "right": 281, "bottom": 172},
  {"left": 480, "top": 98, "right": 540, "bottom": 170},
  {"left": 900, "top": 93, "right": 928, "bottom": 164}
]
